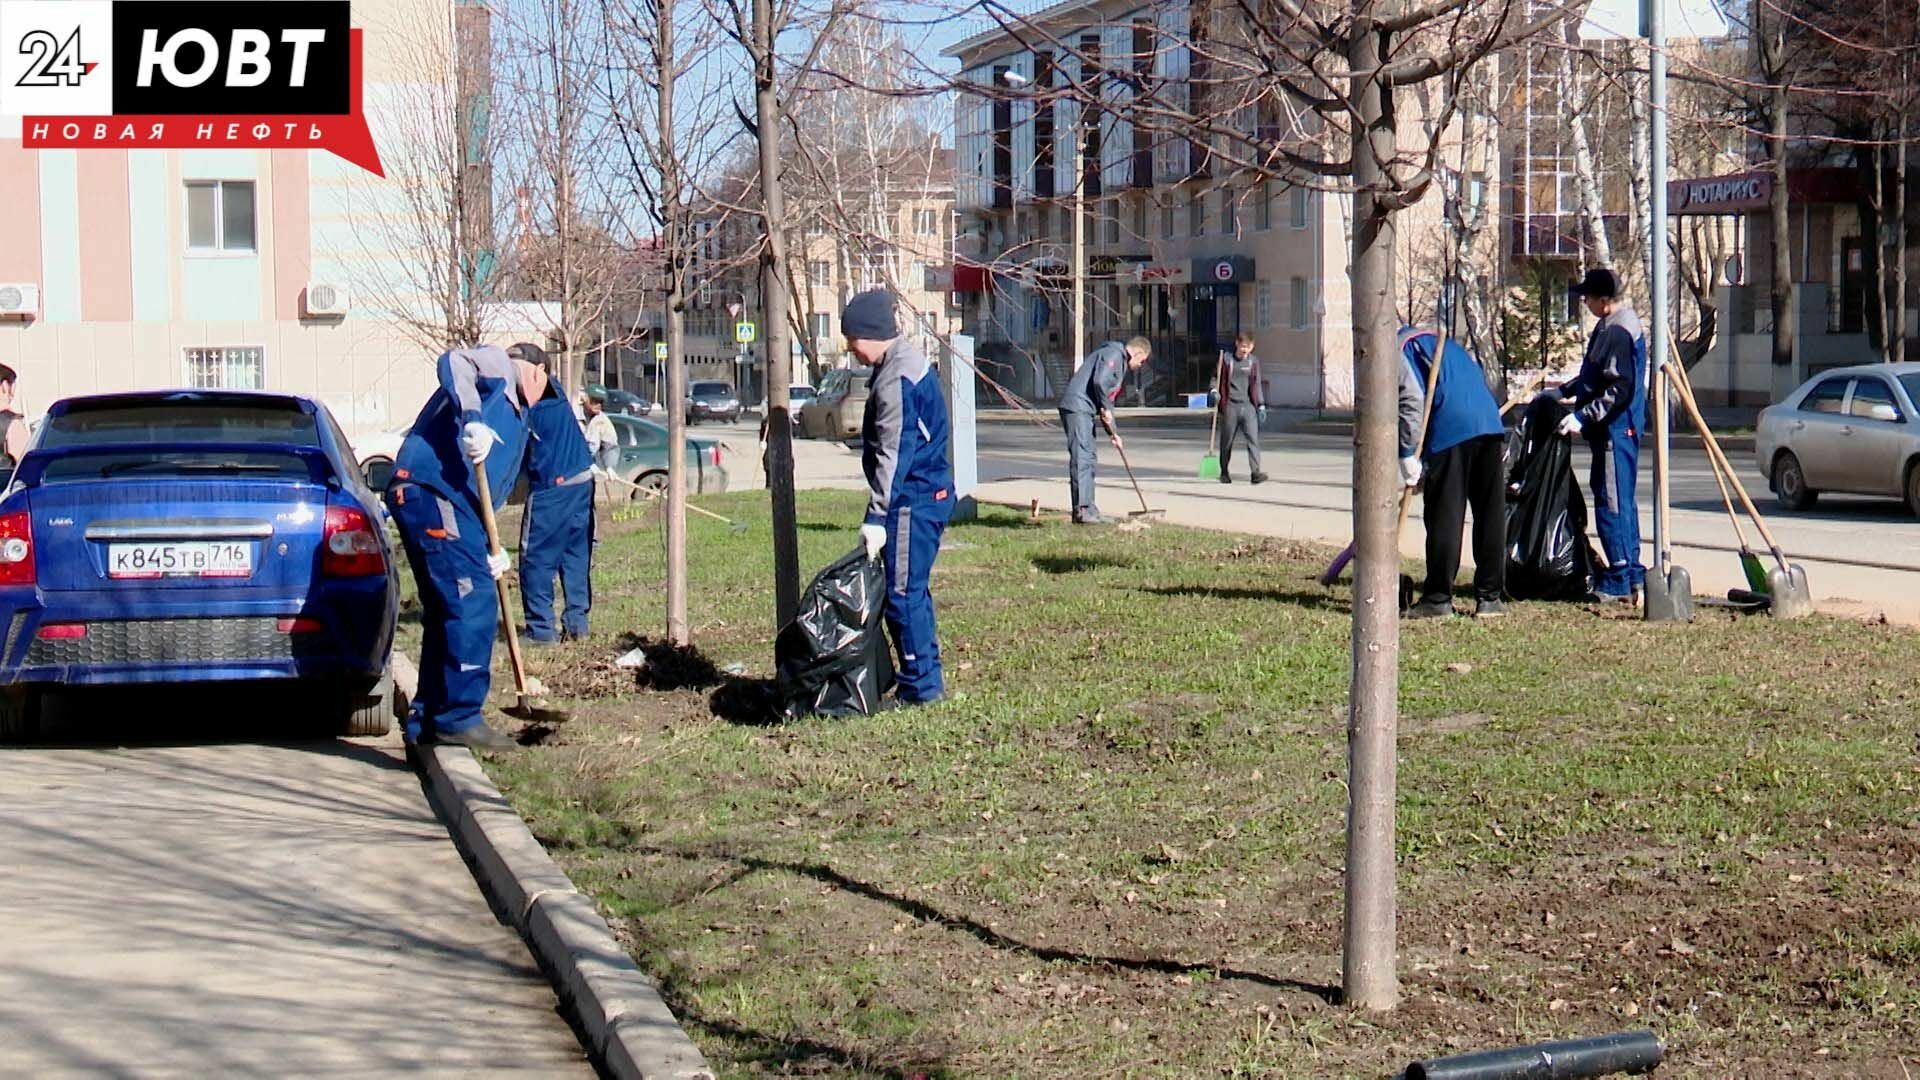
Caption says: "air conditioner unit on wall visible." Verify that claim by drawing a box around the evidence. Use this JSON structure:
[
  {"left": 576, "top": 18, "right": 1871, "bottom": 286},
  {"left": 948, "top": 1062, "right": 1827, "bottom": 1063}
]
[
  {"left": 303, "top": 282, "right": 351, "bottom": 318},
  {"left": 0, "top": 284, "right": 40, "bottom": 319}
]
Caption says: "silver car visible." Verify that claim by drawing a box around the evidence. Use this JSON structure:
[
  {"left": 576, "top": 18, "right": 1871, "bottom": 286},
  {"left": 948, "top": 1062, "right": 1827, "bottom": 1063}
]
[{"left": 1756, "top": 361, "right": 1920, "bottom": 514}]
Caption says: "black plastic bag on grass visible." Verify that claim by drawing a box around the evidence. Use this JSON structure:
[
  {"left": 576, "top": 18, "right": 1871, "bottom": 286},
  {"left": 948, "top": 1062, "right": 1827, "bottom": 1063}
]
[
  {"left": 1503, "top": 397, "right": 1602, "bottom": 601},
  {"left": 776, "top": 547, "right": 896, "bottom": 719}
]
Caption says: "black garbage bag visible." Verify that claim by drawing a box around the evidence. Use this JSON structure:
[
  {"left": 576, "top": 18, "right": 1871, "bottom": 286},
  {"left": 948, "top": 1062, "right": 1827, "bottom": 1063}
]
[
  {"left": 776, "top": 548, "right": 896, "bottom": 719},
  {"left": 1504, "top": 397, "right": 1602, "bottom": 600}
]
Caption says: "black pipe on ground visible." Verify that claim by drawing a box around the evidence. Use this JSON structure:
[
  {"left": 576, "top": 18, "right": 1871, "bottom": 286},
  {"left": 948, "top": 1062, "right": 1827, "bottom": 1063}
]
[{"left": 1405, "top": 1030, "right": 1663, "bottom": 1080}]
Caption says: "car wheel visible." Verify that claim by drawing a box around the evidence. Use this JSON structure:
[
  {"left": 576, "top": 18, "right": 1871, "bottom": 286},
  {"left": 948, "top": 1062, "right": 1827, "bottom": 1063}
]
[
  {"left": 1906, "top": 460, "right": 1920, "bottom": 518},
  {"left": 341, "top": 672, "right": 395, "bottom": 738},
  {"left": 1773, "top": 451, "right": 1818, "bottom": 511},
  {"left": 632, "top": 471, "right": 669, "bottom": 501},
  {"left": 0, "top": 686, "right": 41, "bottom": 742}
]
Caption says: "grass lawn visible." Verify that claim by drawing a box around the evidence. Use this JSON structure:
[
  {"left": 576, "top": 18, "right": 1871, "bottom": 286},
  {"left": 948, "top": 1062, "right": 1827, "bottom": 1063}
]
[{"left": 456, "top": 490, "right": 1920, "bottom": 1078}]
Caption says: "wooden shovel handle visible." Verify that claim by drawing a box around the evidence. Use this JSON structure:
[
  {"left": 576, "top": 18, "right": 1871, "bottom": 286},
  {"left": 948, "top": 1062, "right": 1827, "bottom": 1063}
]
[
  {"left": 1668, "top": 360, "right": 1789, "bottom": 564},
  {"left": 473, "top": 464, "right": 531, "bottom": 701}
]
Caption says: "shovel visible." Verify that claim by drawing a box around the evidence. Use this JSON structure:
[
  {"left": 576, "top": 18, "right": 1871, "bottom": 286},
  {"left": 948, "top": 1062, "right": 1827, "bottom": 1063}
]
[
  {"left": 1670, "top": 364, "right": 1814, "bottom": 619},
  {"left": 1112, "top": 436, "right": 1164, "bottom": 521},
  {"left": 1199, "top": 404, "right": 1221, "bottom": 480},
  {"left": 472, "top": 464, "right": 572, "bottom": 724},
  {"left": 600, "top": 470, "right": 750, "bottom": 533}
]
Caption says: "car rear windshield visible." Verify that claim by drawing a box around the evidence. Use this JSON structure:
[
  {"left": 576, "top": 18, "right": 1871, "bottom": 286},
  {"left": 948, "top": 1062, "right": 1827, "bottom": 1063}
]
[
  {"left": 1900, "top": 375, "right": 1920, "bottom": 412},
  {"left": 691, "top": 382, "right": 733, "bottom": 397},
  {"left": 39, "top": 449, "right": 316, "bottom": 482},
  {"left": 40, "top": 401, "right": 320, "bottom": 449}
]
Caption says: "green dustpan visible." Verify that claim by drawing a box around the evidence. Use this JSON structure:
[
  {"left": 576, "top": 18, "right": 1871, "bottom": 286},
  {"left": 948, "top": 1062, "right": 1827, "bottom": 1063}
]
[{"left": 1198, "top": 453, "right": 1220, "bottom": 479}]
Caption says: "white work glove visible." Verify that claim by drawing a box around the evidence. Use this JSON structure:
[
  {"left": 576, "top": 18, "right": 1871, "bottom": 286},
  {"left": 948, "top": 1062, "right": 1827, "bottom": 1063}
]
[
  {"left": 1556, "top": 412, "right": 1584, "bottom": 439},
  {"left": 860, "top": 523, "right": 887, "bottom": 561},
  {"left": 1399, "top": 456, "right": 1422, "bottom": 488},
  {"left": 487, "top": 550, "right": 510, "bottom": 579},
  {"left": 1257, "top": 405, "right": 1268, "bottom": 423},
  {"left": 462, "top": 421, "right": 500, "bottom": 463}
]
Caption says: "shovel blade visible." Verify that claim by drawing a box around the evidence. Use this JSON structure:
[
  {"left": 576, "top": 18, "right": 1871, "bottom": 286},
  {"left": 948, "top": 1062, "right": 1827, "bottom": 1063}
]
[
  {"left": 1740, "top": 551, "right": 1769, "bottom": 595},
  {"left": 1198, "top": 455, "right": 1220, "bottom": 479},
  {"left": 1644, "top": 565, "right": 1693, "bottom": 622},
  {"left": 1765, "top": 563, "right": 1815, "bottom": 620}
]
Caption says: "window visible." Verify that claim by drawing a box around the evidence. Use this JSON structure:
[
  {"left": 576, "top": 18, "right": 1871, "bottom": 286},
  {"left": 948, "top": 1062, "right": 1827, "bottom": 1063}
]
[
  {"left": 1190, "top": 189, "right": 1205, "bottom": 236},
  {"left": 1801, "top": 378, "right": 1848, "bottom": 414},
  {"left": 185, "top": 181, "right": 256, "bottom": 253},
  {"left": 1221, "top": 188, "right": 1237, "bottom": 235},
  {"left": 1035, "top": 204, "right": 1052, "bottom": 241},
  {"left": 808, "top": 312, "right": 831, "bottom": 343},
  {"left": 914, "top": 208, "right": 939, "bottom": 235},
  {"left": 1257, "top": 180, "right": 1274, "bottom": 230},
  {"left": 1850, "top": 378, "right": 1903, "bottom": 421},
  {"left": 1104, "top": 204, "right": 1121, "bottom": 245},
  {"left": 808, "top": 260, "right": 831, "bottom": 288},
  {"left": 1289, "top": 277, "right": 1310, "bottom": 330},
  {"left": 697, "top": 279, "right": 713, "bottom": 307},
  {"left": 1132, "top": 198, "right": 1147, "bottom": 240},
  {"left": 1290, "top": 185, "right": 1310, "bottom": 229},
  {"left": 1257, "top": 283, "right": 1273, "bottom": 329},
  {"left": 183, "top": 346, "right": 265, "bottom": 390},
  {"left": 1161, "top": 199, "right": 1174, "bottom": 239},
  {"left": 43, "top": 398, "right": 313, "bottom": 448}
]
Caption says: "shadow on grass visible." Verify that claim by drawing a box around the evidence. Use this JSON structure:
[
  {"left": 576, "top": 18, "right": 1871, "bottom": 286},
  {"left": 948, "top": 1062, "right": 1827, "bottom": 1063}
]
[
  {"left": 637, "top": 842, "right": 1341, "bottom": 1006},
  {"left": 1032, "top": 552, "right": 1136, "bottom": 575},
  {"left": 954, "top": 513, "right": 1048, "bottom": 531},
  {"left": 797, "top": 522, "right": 852, "bottom": 533},
  {"left": 1135, "top": 583, "right": 1350, "bottom": 612}
]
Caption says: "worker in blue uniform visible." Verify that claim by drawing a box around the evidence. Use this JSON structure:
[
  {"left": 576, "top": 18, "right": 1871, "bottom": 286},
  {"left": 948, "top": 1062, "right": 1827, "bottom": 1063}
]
[
  {"left": 386, "top": 345, "right": 544, "bottom": 750},
  {"left": 846, "top": 289, "right": 954, "bottom": 707},
  {"left": 512, "top": 347, "right": 597, "bottom": 644},
  {"left": 1553, "top": 267, "right": 1649, "bottom": 604}
]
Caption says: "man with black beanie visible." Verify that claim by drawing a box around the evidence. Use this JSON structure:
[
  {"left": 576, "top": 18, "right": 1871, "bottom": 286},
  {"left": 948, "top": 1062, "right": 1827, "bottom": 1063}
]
[{"left": 845, "top": 290, "right": 954, "bottom": 707}]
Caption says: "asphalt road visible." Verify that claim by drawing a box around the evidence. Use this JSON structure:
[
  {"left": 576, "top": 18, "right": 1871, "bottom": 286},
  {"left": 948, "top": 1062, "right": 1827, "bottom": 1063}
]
[{"left": 0, "top": 697, "right": 590, "bottom": 1078}]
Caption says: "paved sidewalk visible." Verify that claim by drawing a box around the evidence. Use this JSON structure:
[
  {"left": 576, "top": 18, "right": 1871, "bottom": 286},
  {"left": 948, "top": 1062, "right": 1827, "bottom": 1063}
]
[
  {"left": 0, "top": 735, "right": 590, "bottom": 1077},
  {"left": 978, "top": 473, "right": 1920, "bottom": 626}
]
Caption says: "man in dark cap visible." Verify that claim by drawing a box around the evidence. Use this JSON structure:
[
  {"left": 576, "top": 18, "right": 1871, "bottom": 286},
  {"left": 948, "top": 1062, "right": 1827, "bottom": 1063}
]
[
  {"left": 845, "top": 289, "right": 954, "bottom": 707},
  {"left": 1553, "top": 267, "right": 1648, "bottom": 603},
  {"left": 508, "top": 342, "right": 597, "bottom": 643}
]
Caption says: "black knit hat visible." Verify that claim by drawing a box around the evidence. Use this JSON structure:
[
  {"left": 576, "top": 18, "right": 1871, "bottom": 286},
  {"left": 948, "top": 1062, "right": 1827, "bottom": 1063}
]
[
  {"left": 1568, "top": 267, "right": 1622, "bottom": 300},
  {"left": 841, "top": 290, "right": 899, "bottom": 340}
]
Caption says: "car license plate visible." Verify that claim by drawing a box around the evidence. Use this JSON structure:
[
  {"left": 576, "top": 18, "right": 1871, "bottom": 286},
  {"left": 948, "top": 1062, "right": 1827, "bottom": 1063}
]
[{"left": 108, "top": 542, "right": 253, "bottom": 579}]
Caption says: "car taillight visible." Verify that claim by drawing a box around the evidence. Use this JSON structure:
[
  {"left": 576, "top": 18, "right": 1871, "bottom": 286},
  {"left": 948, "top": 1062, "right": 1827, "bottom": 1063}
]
[
  {"left": 322, "top": 505, "right": 385, "bottom": 577},
  {"left": 711, "top": 445, "right": 722, "bottom": 467},
  {"left": 35, "top": 623, "right": 85, "bottom": 640},
  {"left": 0, "top": 511, "right": 34, "bottom": 586},
  {"left": 276, "top": 617, "right": 324, "bottom": 634}
]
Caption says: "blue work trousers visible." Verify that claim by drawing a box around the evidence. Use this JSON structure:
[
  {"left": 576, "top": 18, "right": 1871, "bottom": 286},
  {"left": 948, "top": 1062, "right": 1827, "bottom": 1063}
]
[
  {"left": 882, "top": 497, "right": 953, "bottom": 702},
  {"left": 1588, "top": 418, "right": 1645, "bottom": 596},
  {"left": 520, "top": 482, "right": 594, "bottom": 641},
  {"left": 386, "top": 481, "right": 497, "bottom": 742}
]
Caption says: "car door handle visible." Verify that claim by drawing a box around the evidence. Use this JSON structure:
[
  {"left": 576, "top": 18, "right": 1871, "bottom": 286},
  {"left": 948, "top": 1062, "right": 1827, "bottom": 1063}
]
[{"left": 1841, "top": 425, "right": 1855, "bottom": 436}]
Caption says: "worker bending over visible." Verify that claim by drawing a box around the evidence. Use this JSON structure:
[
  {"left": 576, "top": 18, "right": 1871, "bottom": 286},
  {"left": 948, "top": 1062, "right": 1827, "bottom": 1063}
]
[
  {"left": 1398, "top": 327, "right": 1508, "bottom": 619},
  {"left": 1060, "top": 336, "right": 1151, "bottom": 524}
]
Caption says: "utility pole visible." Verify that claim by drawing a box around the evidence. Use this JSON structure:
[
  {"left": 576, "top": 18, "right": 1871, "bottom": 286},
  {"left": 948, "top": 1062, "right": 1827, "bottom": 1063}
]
[
  {"left": 1072, "top": 112, "right": 1086, "bottom": 372},
  {"left": 1644, "top": 0, "right": 1690, "bottom": 621},
  {"left": 751, "top": 0, "right": 800, "bottom": 627}
]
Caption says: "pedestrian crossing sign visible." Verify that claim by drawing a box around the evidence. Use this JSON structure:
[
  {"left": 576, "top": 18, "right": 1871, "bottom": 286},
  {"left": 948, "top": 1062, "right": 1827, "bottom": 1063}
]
[
  {"left": 654, "top": 342, "right": 667, "bottom": 360},
  {"left": 735, "top": 321, "right": 757, "bottom": 344}
]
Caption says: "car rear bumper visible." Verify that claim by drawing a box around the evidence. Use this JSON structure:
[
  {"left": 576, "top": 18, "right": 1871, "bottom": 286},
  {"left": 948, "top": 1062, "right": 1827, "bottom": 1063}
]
[{"left": 0, "top": 582, "right": 392, "bottom": 687}]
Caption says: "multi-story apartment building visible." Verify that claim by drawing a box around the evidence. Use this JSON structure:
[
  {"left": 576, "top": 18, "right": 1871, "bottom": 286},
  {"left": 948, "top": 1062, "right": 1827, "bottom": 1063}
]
[
  {"left": 0, "top": 0, "right": 504, "bottom": 438},
  {"left": 678, "top": 155, "right": 960, "bottom": 403},
  {"left": 945, "top": 0, "right": 1503, "bottom": 410}
]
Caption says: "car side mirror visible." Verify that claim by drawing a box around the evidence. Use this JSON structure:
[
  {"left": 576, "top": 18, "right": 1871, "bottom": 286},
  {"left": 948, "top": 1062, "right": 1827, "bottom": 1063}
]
[
  {"left": 362, "top": 458, "right": 395, "bottom": 492},
  {"left": 1871, "top": 403, "right": 1903, "bottom": 423}
]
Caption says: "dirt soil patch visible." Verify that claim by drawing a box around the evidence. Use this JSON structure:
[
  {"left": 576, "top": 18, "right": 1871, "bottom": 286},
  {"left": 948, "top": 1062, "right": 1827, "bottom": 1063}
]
[{"left": 476, "top": 491, "right": 1920, "bottom": 1079}]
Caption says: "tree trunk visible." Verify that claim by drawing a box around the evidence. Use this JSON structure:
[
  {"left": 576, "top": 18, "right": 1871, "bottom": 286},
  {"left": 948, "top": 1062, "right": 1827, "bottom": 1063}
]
[
  {"left": 1565, "top": 50, "right": 1613, "bottom": 268},
  {"left": 1864, "top": 141, "right": 1889, "bottom": 358},
  {"left": 1342, "top": 11, "right": 1400, "bottom": 1014},
  {"left": 1768, "top": 50, "right": 1795, "bottom": 370},
  {"left": 658, "top": 0, "right": 689, "bottom": 646},
  {"left": 752, "top": 0, "right": 801, "bottom": 628},
  {"left": 1625, "top": 54, "right": 1653, "bottom": 305},
  {"left": 1897, "top": 103, "right": 1910, "bottom": 363}
]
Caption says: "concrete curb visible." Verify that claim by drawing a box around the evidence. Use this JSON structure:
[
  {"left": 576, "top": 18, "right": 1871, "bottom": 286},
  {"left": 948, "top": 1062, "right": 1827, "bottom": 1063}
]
[{"left": 394, "top": 654, "right": 714, "bottom": 1080}]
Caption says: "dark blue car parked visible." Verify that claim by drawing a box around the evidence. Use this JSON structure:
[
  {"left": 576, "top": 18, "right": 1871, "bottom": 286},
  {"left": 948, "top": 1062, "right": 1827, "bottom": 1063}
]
[{"left": 0, "top": 390, "right": 399, "bottom": 741}]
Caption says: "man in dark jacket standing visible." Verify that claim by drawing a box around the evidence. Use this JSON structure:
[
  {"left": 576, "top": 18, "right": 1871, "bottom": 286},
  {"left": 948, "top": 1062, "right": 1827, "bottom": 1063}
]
[
  {"left": 509, "top": 344, "right": 596, "bottom": 643},
  {"left": 848, "top": 290, "right": 954, "bottom": 707},
  {"left": 1556, "top": 267, "right": 1648, "bottom": 603},
  {"left": 1398, "top": 327, "right": 1508, "bottom": 618},
  {"left": 1059, "top": 336, "right": 1150, "bottom": 523},
  {"left": 1216, "top": 332, "right": 1268, "bottom": 484}
]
